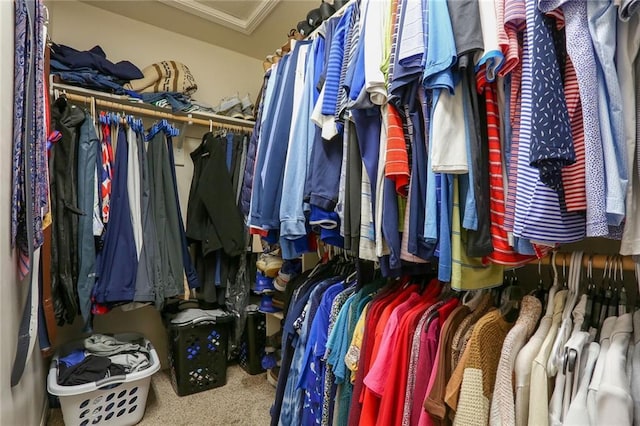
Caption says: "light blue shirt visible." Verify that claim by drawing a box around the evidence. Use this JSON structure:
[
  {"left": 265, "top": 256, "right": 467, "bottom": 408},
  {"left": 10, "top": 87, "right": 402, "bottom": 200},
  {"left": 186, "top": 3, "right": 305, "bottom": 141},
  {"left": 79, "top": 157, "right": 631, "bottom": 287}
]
[
  {"left": 587, "top": 0, "right": 627, "bottom": 226},
  {"left": 423, "top": 0, "right": 458, "bottom": 243},
  {"left": 247, "top": 59, "right": 281, "bottom": 229},
  {"left": 280, "top": 38, "right": 319, "bottom": 240}
]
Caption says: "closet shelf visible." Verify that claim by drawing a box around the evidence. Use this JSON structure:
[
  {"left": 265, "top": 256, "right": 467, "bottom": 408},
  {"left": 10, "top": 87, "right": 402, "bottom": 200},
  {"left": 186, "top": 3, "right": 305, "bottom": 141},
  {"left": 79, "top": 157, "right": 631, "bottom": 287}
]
[{"left": 50, "top": 82, "right": 257, "bottom": 132}]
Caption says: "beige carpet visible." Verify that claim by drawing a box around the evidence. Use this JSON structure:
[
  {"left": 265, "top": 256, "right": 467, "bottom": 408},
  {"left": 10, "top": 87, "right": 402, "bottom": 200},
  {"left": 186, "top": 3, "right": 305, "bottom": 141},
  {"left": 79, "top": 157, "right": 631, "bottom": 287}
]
[{"left": 48, "top": 365, "right": 275, "bottom": 425}]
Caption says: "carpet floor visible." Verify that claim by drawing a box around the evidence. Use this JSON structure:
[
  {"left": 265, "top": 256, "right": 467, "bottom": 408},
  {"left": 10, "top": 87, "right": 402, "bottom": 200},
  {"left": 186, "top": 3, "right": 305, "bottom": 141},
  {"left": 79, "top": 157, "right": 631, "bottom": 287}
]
[{"left": 47, "top": 365, "right": 275, "bottom": 425}]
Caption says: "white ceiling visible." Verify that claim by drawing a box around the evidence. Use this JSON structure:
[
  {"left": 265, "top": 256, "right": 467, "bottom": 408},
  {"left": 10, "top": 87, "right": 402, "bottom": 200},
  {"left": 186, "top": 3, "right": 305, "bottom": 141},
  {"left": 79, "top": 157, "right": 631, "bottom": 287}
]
[{"left": 81, "top": 0, "right": 317, "bottom": 60}]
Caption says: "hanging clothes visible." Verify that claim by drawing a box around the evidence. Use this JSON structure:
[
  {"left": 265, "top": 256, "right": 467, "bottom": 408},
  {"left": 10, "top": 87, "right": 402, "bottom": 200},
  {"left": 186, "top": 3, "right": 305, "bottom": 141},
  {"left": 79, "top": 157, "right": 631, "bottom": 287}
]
[
  {"left": 93, "top": 127, "right": 138, "bottom": 304},
  {"left": 186, "top": 132, "right": 246, "bottom": 305},
  {"left": 49, "top": 98, "right": 85, "bottom": 324}
]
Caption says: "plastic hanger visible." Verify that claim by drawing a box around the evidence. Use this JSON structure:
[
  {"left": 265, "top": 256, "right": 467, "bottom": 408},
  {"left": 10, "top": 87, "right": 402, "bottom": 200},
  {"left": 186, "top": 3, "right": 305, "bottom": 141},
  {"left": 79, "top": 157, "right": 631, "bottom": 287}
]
[
  {"left": 596, "top": 256, "right": 612, "bottom": 335},
  {"left": 590, "top": 256, "right": 606, "bottom": 331},
  {"left": 500, "top": 271, "right": 522, "bottom": 323},
  {"left": 616, "top": 255, "right": 627, "bottom": 315},
  {"left": 146, "top": 119, "right": 179, "bottom": 141},
  {"left": 608, "top": 255, "right": 620, "bottom": 318},
  {"left": 462, "top": 289, "right": 486, "bottom": 312},
  {"left": 582, "top": 255, "right": 595, "bottom": 332},
  {"left": 532, "top": 259, "right": 548, "bottom": 306}
]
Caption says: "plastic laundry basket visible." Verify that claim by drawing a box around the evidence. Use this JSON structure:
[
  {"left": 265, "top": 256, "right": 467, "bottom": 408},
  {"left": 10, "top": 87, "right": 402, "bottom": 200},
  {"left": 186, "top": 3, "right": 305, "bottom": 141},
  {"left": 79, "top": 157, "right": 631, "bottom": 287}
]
[{"left": 47, "top": 333, "right": 160, "bottom": 426}]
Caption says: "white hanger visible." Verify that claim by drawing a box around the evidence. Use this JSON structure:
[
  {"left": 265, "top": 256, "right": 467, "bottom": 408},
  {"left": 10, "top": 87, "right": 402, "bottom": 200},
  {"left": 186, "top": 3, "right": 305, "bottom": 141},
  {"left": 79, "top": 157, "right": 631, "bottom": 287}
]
[
  {"left": 548, "top": 251, "right": 584, "bottom": 376},
  {"left": 545, "top": 251, "right": 560, "bottom": 316}
]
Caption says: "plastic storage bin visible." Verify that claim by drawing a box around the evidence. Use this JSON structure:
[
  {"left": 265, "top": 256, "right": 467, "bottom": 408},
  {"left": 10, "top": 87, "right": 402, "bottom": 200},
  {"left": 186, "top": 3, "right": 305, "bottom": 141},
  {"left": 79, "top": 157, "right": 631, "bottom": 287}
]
[
  {"left": 167, "top": 310, "right": 233, "bottom": 396},
  {"left": 47, "top": 333, "right": 160, "bottom": 426},
  {"left": 239, "top": 309, "right": 266, "bottom": 375}
]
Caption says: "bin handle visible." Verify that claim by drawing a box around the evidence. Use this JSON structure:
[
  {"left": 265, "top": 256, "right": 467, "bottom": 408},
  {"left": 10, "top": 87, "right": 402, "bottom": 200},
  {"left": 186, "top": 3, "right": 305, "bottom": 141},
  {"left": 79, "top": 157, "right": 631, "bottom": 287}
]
[{"left": 95, "top": 374, "right": 127, "bottom": 388}]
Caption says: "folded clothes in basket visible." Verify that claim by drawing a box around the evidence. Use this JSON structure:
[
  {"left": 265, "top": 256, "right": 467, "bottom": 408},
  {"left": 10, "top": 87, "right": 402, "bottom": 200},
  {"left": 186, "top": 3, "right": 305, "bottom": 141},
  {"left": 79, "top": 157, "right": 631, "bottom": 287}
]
[
  {"left": 58, "top": 355, "right": 126, "bottom": 386},
  {"left": 170, "top": 308, "right": 229, "bottom": 326},
  {"left": 84, "top": 334, "right": 149, "bottom": 358},
  {"left": 108, "top": 352, "right": 150, "bottom": 373},
  {"left": 56, "top": 335, "right": 153, "bottom": 386}
]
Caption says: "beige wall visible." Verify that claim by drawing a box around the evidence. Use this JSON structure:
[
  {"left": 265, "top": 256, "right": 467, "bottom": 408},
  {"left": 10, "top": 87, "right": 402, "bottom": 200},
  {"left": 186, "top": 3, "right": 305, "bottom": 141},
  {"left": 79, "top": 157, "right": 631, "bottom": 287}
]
[
  {"left": 0, "top": 2, "right": 47, "bottom": 425},
  {"left": 48, "top": 0, "right": 264, "bottom": 107},
  {"left": 48, "top": 0, "right": 260, "bottom": 225}
]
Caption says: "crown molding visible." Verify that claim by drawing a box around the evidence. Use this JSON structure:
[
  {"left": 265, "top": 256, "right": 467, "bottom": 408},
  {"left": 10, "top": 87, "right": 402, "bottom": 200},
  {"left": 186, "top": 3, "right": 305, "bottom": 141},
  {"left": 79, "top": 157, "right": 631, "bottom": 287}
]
[{"left": 157, "top": 0, "right": 280, "bottom": 35}]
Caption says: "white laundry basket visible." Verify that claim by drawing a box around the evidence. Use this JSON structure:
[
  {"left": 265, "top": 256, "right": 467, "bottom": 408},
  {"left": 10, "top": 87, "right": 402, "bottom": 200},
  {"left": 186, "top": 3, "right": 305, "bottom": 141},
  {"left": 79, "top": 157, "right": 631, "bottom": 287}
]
[{"left": 47, "top": 333, "right": 160, "bottom": 426}]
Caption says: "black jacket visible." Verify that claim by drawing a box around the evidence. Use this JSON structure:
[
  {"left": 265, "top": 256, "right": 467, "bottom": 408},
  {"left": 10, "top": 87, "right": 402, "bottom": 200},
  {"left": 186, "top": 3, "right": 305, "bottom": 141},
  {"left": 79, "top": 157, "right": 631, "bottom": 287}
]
[
  {"left": 186, "top": 133, "right": 245, "bottom": 258},
  {"left": 50, "top": 98, "right": 85, "bottom": 324}
]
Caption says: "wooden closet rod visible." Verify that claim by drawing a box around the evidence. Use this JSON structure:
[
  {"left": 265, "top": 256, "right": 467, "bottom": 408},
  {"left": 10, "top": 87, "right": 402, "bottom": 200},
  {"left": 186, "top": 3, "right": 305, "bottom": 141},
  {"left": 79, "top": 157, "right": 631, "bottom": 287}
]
[
  {"left": 53, "top": 86, "right": 255, "bottom": 133},
  {"left": 537, "top": 253, "right": 636, "bottom": 271}
]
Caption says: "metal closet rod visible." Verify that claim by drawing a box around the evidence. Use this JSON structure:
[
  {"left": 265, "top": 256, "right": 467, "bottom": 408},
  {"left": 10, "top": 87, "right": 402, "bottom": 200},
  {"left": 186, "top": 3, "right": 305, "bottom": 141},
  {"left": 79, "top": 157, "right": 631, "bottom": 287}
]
[
  {"left": 537, "top": 253, "right": 636, "bottom": 271},
  {"left": 57, "top": 92, "right": 255, "bottom": 133}
]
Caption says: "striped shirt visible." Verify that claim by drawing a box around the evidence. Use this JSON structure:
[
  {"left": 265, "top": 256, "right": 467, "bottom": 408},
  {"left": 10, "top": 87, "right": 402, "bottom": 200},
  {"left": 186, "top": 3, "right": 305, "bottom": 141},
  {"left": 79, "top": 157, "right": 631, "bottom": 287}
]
[
  {"left": 539, "top": 0, "right": 608, "bottom": 236},
  {"left": 496, "top": 0, "right": 520, "bottom": 76},
  {"left": 512, "top": 0, "right": 585, "bottom": 244},
  {"left": 561, "top": 57, "right": 587, "bottom": 212},
  {"left": 386, "top": 103, "right": 410, "bottom": 196},
  {"left": 337, "top": 1, "right": 360, "bottom": 121},
  {"left": 477, "top": 71, "right": 537, "bottom": 266},
  {"left": 502, "top": 0, "right": 525, "bottom": 233},
  {"left": 321, "top": 5, "right": 353, "bottom": 118}
]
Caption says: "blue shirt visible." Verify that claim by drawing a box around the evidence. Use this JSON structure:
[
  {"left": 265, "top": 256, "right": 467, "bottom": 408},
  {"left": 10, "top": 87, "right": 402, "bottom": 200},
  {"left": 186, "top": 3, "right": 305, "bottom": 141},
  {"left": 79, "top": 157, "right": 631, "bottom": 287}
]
[{"left": 298, "top": 282, "right": 345, "bottom": 426}]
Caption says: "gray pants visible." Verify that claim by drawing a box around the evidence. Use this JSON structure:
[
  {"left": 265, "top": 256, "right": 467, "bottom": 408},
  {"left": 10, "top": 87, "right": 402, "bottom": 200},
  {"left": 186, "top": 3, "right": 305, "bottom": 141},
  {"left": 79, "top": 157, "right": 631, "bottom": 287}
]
[
  {"left": 76, "top": 114, "right": 99, "bottom": 325},
  {"left": 147, "top": 132, "right": 184, "bottom": 299}
]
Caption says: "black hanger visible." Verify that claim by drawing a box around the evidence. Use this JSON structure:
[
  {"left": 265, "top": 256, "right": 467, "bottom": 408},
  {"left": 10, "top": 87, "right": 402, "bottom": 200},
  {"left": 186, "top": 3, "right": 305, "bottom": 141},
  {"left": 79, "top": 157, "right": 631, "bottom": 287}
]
[
  {"left": 615, "top": 255, "right": 627, "bottom": 315},
  {"left": 608, "top": 255, "right": 620, "bottom": 318},
  {"left": 582, "top": 255, "right": 595, "bottom": 332},
  {"left": 596, "top": 256, "right": 612, "bottom": 337},
  {"left": 532, "top": 260, "right": 548, "bottom": 307}
]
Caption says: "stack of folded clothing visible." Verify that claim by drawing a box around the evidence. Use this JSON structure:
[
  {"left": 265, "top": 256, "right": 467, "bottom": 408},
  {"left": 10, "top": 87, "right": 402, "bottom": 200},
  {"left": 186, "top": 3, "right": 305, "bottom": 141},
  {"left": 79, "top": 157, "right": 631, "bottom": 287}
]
[
  {"left": 50, "top": 43, "right": 144, "bottom": 97},
  {"left": 126, "top": 61, "right": 255, "bottom": 119},
  {"left": 57, "top": 334, "right": 151, "bottom": 386},
  {"left": 125, "top": 60, "right": 201, "bottom": 113}
]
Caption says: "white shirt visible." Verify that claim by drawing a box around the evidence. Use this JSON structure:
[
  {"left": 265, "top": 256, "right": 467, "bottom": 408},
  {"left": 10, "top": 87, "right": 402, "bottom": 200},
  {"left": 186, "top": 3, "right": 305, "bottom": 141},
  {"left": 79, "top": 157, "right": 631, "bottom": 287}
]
[
  {"left": 632, "top": 310, "right": 640, "bottom": 426},
  {"left": 528, "top": 290, "right": 568, "bottom": 426},
  {"left": 127, "top": 127, "right": 143, "bottom": 259},
  {"left": 618, "top": 13, "right": 640, "bottom": 255},
  {"left": 587, "top": 316, "right": 617, "bottom": 424},
  {"left": 362, "top": 0, "right": 389, "bottom": 105},
  {"left": 477, "top": 0, "right": 503, "bottom": 80},
  {"left": 430, "top": 86, "right": 469, "bottom": 174},
  {"left": 564, "top": 342, "right": 601, "bottom": 426},
  {"left": 597, "top": 313, "right": 633, "bottom": 426},
  {"left": 547, "top": 252, "right": 583, "bottom": 377}
]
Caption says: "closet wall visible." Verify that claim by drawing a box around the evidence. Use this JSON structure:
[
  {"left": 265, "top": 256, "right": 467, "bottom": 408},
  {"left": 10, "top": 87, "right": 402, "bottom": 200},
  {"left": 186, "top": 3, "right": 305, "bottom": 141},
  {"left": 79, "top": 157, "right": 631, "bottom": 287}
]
[
  {"left": 0, "top": 3, "right": 47, "bottom": 425},
  {"left": 47, "top": 1, "right": 263, "bottom": 366},
  {"left": 48, "top": 0, "right": 264, "bottom": 105}
]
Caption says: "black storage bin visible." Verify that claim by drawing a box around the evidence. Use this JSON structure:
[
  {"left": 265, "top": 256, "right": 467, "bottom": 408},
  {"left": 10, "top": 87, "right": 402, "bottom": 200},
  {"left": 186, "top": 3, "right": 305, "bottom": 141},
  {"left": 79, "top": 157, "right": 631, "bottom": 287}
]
[
  {"left": 239, "top": 310, "right": 266, "bottom": 375},
  {"left": 167, "top": 312, "right": 233, "bottom": 396}
]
